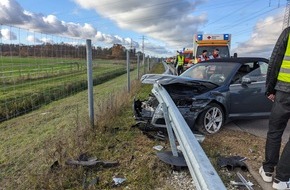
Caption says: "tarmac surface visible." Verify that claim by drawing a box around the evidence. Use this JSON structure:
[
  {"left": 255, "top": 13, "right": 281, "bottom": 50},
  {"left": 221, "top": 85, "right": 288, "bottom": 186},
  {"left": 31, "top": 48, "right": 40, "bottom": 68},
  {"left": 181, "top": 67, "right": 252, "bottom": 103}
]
[
  {"left": 225, "top": 119, "right": 290, "bottom": 144},
  {"left": 224, "top": 119, "right": 290, "bottom": 190}
]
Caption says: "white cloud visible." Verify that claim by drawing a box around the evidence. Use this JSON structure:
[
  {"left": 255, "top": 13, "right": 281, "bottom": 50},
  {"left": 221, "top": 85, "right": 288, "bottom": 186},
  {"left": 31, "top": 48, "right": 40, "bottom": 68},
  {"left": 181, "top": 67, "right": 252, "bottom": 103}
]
[
  {"left": 0, "top": 0, "right": 96, "bottom": 39},
  {"left": 0, "top": 0, "right": 30, "bottom": 25},
  {"left": 94, "top": 31, "right": 139, "bottom": 49},
  {"left": 41, "top": 37, "right": 54, "bottom": 44},
  {"left": 1, "top": 28, "right": 17, "bottom": 40},
  {"left": 73, "top": 0, "right": 207, "bottom": 50},
  {"left": 233, "top": 13, "right": 283, "bottom": 58},
  {"left": 27, "top": 35, "right": 41, "bottom": 43},
  {"left": 26, "top": 35, "right": 54, "bottom": 44}
]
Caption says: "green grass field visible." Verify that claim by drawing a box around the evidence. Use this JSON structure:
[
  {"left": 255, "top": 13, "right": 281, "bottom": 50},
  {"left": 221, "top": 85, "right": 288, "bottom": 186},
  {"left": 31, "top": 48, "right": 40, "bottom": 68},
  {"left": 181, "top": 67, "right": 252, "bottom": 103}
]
[
  {"left": 0, "top": 56, "right": 125, "bottom": 83},
  {"left": 0, "top": 56, "right": 135, "bottom": 121}
]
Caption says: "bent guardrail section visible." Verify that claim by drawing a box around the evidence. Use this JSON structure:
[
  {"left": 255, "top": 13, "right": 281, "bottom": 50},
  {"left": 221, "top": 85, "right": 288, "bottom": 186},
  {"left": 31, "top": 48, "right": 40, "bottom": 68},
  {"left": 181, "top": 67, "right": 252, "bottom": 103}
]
[
  {"left": 162, "top": 61, "right": 177, "bottom": 75},
  {"left": 152, "top": 82, "right": 227, "bottom": 190}
]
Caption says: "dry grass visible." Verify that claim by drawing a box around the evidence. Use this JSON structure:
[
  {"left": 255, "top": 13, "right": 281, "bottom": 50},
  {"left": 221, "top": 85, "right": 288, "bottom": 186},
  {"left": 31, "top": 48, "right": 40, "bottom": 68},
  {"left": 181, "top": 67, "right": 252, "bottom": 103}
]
[{"left": 0, "top": 63, "right": 173, "bottom": 190}]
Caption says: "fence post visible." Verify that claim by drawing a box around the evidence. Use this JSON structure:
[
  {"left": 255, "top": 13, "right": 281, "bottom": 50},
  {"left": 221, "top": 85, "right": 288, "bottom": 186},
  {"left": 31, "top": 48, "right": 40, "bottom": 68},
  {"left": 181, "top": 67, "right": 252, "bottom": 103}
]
[
  {"left": 147, "top": 56, "right": 150, "bottom": 71},
  {"left": 143, "top": 53, "right": 146, "bottom": 74},
  {"left": 126, "top": 49, "right": 130, "bottom": 92},
  {"left": 86, "top": 39, "right": 94, "bottom": 127},
  {"left": 137, "top": 53, "right": 140, "bottom": 79}
]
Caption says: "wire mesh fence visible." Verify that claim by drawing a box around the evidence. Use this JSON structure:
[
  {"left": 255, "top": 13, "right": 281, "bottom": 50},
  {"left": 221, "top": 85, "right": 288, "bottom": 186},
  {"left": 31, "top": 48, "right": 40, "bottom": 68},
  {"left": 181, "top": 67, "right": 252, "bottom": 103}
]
[{"left": 0, "top": 24, "right": 144, "bottom": 122}]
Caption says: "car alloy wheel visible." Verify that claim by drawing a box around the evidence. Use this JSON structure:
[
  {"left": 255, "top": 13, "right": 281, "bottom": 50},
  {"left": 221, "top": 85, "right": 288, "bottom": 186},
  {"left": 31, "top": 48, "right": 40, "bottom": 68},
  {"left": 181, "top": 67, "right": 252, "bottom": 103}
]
[{"left": 197, "top": 103, "right": 224, "bottom": 134}]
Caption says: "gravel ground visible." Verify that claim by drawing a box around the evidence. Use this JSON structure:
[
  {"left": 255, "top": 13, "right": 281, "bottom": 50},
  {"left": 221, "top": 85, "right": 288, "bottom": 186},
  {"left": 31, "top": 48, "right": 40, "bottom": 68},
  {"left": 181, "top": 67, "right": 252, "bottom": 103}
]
[
  {"left": 153, "top": 127, "right": 273, "bottom": 190},
  {"left": 156, "top": 170, "right": 196, "bottom": 190}
]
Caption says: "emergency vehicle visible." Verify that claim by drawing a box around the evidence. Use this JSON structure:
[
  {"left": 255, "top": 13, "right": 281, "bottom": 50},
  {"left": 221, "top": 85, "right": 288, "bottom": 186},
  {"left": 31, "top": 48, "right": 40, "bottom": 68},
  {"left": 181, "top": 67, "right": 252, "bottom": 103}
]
[
  {"left": 193, "top": 34, "right": 231, "bottom": 60},
  {"left": 183, "top": 48, "right": 193, "bottom": 64}
]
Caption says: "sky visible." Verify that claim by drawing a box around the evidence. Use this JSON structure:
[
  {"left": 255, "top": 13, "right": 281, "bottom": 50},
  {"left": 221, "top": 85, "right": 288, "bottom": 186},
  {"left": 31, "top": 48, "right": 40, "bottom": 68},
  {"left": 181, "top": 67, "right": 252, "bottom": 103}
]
[{"left": 0, "top": 0, "right": 287, "bottom": 58}]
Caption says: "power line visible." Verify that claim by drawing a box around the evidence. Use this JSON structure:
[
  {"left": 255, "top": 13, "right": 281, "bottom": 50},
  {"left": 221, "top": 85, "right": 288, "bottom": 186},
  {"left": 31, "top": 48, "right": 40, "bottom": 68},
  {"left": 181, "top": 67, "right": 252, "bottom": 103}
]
[
  {"left": 233, "top": 16, "right": 284, "bottom": 37},
  {"left": 203, "top": 1, "right": 251, "bottom": 27},
  {"left": 215, "top": 7, "right": 278, "bottom": 32}
]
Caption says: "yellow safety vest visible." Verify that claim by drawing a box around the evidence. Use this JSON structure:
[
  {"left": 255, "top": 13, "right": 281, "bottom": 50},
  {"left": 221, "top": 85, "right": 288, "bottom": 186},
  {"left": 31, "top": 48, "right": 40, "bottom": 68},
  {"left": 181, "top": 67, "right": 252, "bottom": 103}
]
[
  {"left": 177, "top": 55, "right": 184, "bottom": 66},
  {"left": 278, "top": 34, "right": 290, "bottom": 83}
]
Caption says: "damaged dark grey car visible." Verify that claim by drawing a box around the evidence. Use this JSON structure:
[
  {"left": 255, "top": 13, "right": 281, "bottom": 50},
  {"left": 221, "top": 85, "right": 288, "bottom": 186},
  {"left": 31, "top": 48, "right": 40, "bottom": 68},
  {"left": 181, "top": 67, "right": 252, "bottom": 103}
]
[{"left": 133, "top": 57, "right": 273, "bottom": 134}]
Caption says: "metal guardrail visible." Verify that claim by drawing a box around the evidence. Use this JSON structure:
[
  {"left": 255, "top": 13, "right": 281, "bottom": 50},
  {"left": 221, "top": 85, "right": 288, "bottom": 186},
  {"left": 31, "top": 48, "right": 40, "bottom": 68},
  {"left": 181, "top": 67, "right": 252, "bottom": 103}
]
[
  {"left": 152, "top": 82, "right": 227, "bottom": 190},
  {"left": 161, "top": 61, "right": 177, "bottom": 75}
]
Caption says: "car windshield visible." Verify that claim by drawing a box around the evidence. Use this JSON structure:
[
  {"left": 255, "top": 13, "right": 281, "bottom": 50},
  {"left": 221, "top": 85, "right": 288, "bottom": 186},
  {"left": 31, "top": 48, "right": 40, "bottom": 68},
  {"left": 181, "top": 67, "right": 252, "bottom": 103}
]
[
  {"left": 196, "top": 46, "right": 230, "bottom": 58},
  {"left": 181, "top": 62, "right": 238, "bottom": 85}
]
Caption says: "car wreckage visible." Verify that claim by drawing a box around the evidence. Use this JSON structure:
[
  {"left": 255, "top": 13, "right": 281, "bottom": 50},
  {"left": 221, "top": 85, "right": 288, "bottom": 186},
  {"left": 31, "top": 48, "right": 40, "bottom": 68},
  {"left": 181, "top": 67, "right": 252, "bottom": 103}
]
[{"left": 133, "top": 57, "right": 273, "bottom": 134}]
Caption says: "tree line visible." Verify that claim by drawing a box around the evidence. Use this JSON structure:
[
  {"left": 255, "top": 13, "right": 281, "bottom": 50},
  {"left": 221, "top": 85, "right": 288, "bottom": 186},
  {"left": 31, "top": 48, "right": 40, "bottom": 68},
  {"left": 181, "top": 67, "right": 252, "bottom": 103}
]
[{"left": 0, "top": 43, "right": 142, "bottom": 60}]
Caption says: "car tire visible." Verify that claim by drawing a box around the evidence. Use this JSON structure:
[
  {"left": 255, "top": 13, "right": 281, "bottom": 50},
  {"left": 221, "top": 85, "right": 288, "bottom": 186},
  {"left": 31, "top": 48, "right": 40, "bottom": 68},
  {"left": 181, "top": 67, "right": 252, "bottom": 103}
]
[{"left": 196, "top": 103, "right": 224, "bottom": 135}]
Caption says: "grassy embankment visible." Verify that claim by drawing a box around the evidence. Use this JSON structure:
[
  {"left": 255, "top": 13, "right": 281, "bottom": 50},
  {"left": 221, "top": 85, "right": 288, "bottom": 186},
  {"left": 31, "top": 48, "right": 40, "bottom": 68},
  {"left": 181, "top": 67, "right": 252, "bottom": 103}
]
[{"left": 0, "top": 62, "right": 173, "bottom": 189}]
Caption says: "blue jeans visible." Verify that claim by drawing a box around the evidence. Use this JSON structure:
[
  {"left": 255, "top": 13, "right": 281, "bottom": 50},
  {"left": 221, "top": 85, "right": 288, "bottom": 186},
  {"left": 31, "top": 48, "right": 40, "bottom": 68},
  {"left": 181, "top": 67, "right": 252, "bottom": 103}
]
[{"left": 263, "top": 90, "right": 290, "bottom": 181}]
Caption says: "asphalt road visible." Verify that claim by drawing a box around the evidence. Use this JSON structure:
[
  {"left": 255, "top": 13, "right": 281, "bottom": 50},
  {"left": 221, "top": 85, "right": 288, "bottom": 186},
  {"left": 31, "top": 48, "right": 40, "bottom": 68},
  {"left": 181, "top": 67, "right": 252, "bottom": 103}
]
[{"left": 224, "top": 119, "right": 290, "bottom": 144}]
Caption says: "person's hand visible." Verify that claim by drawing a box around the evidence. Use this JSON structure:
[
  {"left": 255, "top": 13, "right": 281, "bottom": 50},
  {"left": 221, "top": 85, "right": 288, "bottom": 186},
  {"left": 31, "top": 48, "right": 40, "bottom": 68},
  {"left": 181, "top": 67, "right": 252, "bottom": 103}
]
[{"left": 267, "top": 94, "right": 275, "bottom": 102}]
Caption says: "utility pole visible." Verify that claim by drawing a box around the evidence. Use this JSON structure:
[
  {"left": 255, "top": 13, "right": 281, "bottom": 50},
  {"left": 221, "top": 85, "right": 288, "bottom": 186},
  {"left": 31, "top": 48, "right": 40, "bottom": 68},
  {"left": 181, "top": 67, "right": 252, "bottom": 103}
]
[
  {"left": 283, "top": 0, "right": 290, "bottom": 30},
  {"left": 130, "top": 38, "right": 133, "bottom": 51}
]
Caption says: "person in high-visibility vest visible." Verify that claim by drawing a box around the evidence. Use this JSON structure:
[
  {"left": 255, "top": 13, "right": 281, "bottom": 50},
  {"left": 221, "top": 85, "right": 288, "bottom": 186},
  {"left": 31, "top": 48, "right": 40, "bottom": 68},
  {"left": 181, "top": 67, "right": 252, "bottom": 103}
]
[
  {"left": 175, "top": 51, "right": 185, "bottom": 75},
  {"left": 259, "top": 26, "right": 290, "bottom": 190}
]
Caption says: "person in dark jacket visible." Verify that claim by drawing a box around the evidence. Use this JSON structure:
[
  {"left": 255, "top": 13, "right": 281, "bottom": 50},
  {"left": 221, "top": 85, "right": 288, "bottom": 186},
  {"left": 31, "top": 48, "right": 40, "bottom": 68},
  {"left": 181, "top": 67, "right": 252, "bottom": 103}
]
[{"left": 259, "top": 26, "right": 290, "bottom": 190}]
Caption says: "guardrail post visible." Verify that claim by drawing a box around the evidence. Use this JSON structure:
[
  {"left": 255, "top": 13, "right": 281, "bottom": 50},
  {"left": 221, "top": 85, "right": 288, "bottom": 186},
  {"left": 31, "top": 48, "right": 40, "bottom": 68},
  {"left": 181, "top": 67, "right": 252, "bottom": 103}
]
[{"left": 161, "top": 102, "right": 178, "bottom": 157}]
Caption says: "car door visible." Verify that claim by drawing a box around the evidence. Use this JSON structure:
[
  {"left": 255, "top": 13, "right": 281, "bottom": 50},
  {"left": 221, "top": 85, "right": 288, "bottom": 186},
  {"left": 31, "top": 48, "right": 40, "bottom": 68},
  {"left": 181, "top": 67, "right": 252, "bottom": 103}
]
[{"left": 228, "top": 61, "right": 272, "bottom": 118}]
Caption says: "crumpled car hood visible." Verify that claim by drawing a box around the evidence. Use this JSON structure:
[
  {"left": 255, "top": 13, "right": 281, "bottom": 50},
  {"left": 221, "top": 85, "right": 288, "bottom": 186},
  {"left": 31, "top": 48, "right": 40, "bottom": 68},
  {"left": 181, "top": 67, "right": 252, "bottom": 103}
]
[
  {"left": 140, "top": 74, "right": 219, "bottom": 103},
  {"left": 141, "top": 74, "right": 218, "bottom": 87},
  {"left": 141, "top": 74, "right": 191, "bottom": 84}
]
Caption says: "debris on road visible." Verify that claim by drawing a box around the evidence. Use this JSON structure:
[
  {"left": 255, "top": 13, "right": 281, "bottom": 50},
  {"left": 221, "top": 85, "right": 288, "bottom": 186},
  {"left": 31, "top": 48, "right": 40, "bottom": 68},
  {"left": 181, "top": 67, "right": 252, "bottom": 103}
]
[
  {"left": 113, "top": 177, "right": 126, "bottom": 186},
  {"left": 153, "top": 145, "right": 164, "bottom": 151},
  {"left": 217, "top": 155, "right": 248, "bottom": 171}
]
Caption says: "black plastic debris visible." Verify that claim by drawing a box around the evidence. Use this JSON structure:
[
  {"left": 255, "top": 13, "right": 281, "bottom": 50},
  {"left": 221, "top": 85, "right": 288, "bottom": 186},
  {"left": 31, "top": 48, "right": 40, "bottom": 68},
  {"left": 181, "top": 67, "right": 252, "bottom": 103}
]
[
  {"left": 66, "top": 153, "right": 119, "bottom": 168},
  {"left": 132, "top": 122, "right": 167, "bottom": 141},
  {"left": 66, "top": 158, "right": 119, "bottom": 168},
  {"left": 50, "top": 160, "right": 60, "bottom": 171},
  {"left": 131, "top": 121, "right": 161, "bottom": 132},
  {"left": 157, "top": 151, "right": 187, "bottom": 167},
  {"left": 142, "top": 131, "right": 166, "bottom": 141},
  {"left": 78, "top": 153, "right": 90, "bottom": 161},
  {"left": 217, "top": 156, "right": 248, "bottom": 171}
]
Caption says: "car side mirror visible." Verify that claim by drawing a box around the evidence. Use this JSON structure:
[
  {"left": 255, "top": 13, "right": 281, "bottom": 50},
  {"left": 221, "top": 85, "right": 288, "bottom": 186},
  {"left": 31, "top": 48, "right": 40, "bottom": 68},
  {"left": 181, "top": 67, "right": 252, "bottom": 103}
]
[{"left": 241, "top": 77, "right": 251, "bottom": 85}]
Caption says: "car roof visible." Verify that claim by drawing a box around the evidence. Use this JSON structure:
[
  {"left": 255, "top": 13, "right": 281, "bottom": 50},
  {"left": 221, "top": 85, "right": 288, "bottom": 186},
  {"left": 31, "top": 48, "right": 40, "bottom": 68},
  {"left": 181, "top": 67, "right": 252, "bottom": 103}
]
[{"left": 201, "top": 57, "right": 269, "bottom": 64}]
